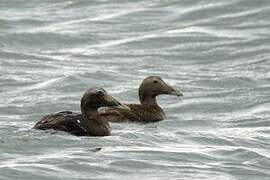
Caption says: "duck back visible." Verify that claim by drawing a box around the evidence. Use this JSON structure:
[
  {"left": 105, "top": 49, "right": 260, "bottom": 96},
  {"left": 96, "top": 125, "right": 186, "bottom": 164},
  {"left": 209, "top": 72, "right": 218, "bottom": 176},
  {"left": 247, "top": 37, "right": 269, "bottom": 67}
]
[
  {"left": 101, "top": 104, "right": 165, "bottom": 122},
  {"left": 34, "top": 111, "right": 87, "bottom": 136}
]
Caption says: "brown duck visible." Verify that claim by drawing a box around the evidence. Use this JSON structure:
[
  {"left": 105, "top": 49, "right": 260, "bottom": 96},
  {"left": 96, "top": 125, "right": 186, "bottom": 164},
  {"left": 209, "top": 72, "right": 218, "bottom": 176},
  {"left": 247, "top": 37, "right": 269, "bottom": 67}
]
[
  {"left": 100, "top": 76, "right": 183, "bottom": 122},
  {"left": 33, "top": 87, "right": 129, "bottom": 136}
]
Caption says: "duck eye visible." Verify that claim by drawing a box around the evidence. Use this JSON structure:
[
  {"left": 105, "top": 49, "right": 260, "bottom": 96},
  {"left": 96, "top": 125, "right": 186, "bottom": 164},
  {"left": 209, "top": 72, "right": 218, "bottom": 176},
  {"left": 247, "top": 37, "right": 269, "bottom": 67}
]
[
  {"left": 97, "top": 90, "right": 104, "bottom": 95},
  {"left": 153, "top": 80, "right": 158, "bottom": 83}
]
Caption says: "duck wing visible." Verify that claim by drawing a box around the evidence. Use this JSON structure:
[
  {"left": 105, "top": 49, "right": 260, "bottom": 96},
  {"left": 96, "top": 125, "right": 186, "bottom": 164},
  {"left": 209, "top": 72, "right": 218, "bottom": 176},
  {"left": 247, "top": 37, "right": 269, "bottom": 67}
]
[{"left": 33, "top": 111, "right": 87, "bottom": 135}]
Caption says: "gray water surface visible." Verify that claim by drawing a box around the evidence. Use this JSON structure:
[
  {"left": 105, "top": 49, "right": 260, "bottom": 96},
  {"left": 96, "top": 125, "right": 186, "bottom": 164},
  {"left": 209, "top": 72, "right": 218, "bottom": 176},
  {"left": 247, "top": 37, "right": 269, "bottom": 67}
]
[{"left": 0, "top": 0, "right": 270, "bottom": 179}]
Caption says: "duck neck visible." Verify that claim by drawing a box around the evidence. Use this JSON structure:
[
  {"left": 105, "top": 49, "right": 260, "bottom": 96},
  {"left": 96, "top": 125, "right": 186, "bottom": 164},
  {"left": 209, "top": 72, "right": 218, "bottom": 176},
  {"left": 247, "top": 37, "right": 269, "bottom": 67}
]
[
  {"left": 88, "top": 109, "right": 100, "bottom": 119},
  {"left": 81, "top": 107, "right": 111, "bottom": 136},
  {"left": 82, "top": 108, "right": 101, "bottom": 123},
  {"left": 139, "top": 93, "right": 159, "bottom": 106}
]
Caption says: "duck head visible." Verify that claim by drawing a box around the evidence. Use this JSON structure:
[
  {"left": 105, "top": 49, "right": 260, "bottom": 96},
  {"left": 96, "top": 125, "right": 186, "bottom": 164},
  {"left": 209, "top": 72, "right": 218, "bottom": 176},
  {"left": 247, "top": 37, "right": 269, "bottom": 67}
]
[
  {"left": 138, "top": 76, "right": 183, "bottom": 105},
  {"left": 81, "top": 87, "right": 129, "bottom": 116}
]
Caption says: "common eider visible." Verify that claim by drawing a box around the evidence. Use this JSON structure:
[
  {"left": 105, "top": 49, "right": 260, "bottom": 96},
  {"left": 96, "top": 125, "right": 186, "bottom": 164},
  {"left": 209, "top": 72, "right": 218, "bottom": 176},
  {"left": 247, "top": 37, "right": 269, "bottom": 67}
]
[
  {"left": 100, "top": 76, "right": 183, "bottom": 122},
  {"left": 33, "top": 87, "right": 130, "bottom": 136}
]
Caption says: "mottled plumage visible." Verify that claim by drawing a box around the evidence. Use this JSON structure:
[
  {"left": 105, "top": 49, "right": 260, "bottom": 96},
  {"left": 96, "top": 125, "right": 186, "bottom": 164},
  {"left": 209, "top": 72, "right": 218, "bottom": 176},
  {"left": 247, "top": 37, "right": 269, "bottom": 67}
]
[
  {"left": 100, "top": 104, "right": 165, "bottom": 122},
  {"left": 34, "top": 111, "right": 88, "bottom": 135}
]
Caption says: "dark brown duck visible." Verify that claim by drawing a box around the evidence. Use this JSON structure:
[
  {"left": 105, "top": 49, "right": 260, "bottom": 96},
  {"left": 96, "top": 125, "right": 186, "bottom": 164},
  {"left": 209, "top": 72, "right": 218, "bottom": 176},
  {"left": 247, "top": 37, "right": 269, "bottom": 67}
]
[
  {"left": 100, "top": 76, "right": 183, "bottom": 122},
  {"left": 33, "top": 87, "right": 129, "bottom": 136}
]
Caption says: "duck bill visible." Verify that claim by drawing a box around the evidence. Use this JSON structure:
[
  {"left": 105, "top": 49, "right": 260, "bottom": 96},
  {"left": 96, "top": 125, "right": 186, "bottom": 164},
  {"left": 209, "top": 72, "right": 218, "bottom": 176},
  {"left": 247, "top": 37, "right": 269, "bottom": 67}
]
[
  {"left": 159, "top": 78, "right": 183, "bottom": 97},
  {"left": 114, "top": 102, "right": 130, "bottom": 111},
  {"left": 165, "top": 85, "right": 183, "bottom": 97},
  {"left": 169, "top": 88, "right": 183, "bottom": 96},
  {"left": 103, "top": 94, "right": 130, "bottom": 110}
]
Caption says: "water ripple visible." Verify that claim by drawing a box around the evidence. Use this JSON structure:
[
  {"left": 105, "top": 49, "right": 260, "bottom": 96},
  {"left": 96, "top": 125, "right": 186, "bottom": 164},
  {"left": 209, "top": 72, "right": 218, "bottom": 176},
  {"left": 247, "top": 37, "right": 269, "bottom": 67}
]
[{"left": 1, "top": 0, "right": 270, "bottom": 179}]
